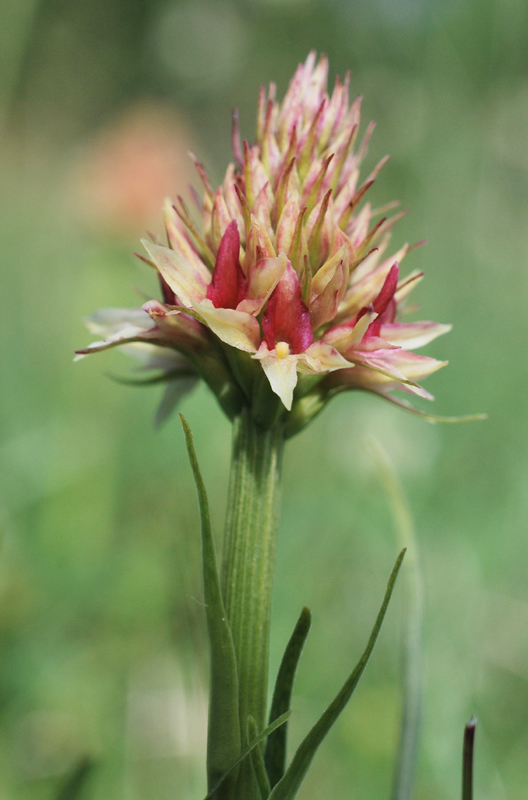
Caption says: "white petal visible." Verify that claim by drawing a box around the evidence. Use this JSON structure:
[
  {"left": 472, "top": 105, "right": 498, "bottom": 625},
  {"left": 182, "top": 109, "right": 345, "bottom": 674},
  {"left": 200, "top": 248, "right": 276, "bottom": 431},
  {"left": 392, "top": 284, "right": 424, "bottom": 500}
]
[
  {"left": 351, "top": 349, "right": 447, "bottom": 386},
  {"left": 75, "top": 322, "right": 151, "bottom": 360},
  {"left": 120, "top": 343, "right": 191, "bottom": 370},
  {"left": 257, "top": 353, "right": 299, "bottom": 410},
  {"left": 84, "top": 308, "right": 154, "bottom": 337},
  {"left": 380, "top": 322, "right": 452, "bottom": 350}
]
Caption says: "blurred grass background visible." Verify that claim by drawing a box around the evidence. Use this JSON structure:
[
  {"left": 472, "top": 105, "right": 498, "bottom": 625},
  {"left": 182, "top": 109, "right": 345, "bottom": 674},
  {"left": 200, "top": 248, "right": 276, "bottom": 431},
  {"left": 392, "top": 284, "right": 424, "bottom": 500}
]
[{"left": 1, "top": 0, "right": 528, "bottom": 797}]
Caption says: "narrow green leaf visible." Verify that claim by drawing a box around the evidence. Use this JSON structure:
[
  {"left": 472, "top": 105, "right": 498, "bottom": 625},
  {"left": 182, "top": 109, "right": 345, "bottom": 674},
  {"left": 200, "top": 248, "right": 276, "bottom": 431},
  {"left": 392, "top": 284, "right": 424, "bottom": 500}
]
[
  {"left": 203, "top": 712, "right": 291, "bottom": 800},
  {"left": 180, "top": 415, "right": 241, "bottom": 796},
  {"left": 462, "top": 717, "right": 477, "bottom": 800},
  {"left": 265, "top": 606, "right": 312, "bottom": 788},
  {"left": 55, "top": 757, "right": 93, "bottom": 800},
  {"left": 268, "top": 550, "right": 406, "bottom": 800},
  {"left": 248, "top": 716, "right": 271, "bottom": 799}
]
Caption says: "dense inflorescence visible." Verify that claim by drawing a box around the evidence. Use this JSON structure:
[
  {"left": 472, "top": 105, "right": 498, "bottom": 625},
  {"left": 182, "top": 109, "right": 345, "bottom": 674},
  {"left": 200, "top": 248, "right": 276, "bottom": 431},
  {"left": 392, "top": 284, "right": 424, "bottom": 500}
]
[{"left": 77, "top": 52, "right": 450, "bottom": 433}]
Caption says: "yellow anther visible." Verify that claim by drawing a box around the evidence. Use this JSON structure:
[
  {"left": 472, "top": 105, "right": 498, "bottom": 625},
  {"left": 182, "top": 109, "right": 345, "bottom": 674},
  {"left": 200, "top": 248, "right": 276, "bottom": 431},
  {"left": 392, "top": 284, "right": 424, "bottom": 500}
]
[{"left": 275, "top": 341, "right": 290, "bottom": 359}]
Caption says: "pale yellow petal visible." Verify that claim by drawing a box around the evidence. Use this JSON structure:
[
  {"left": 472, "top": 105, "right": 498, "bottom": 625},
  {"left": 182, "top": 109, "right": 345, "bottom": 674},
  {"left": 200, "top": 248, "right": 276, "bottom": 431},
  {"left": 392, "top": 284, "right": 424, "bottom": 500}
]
[
  {"left": 257, "top": 353, "right": 299, "bottom": 410},
  {"left": 276, "top": 197, "right": 299, "bottom": 255},
  {"left": 237, "top": 253, "right": 288, "bottom": 315},
  {"left": 297, "top": 341, "right": 352, "bottom": 374},
  {"left": 194, "top": 299, "right": 260, "bottom": 352},
  {"left": 142, "top": 239, "right": 209, "bottom": 307},
  {"left": 162, "top": 199, "right": 211, "bottom": 282},
  {"left": 323, "top": 310, "right": 377, "bottom": 352},
  {"left": 309, "top": 245, "right": 349, "bottom": 329},
  {"left": 380, "top": 322, "right": 452, "bottom": 350}
]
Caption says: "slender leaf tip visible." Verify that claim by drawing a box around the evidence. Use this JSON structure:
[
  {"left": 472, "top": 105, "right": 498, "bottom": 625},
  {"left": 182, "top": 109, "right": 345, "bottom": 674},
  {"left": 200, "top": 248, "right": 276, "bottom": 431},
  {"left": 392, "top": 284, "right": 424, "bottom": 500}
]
[
  {"left": 268, "top": 549, "right": 406, "bottom": 800},
  {"left": 265, "top": 605, "right": 313, "bottom": 788}
]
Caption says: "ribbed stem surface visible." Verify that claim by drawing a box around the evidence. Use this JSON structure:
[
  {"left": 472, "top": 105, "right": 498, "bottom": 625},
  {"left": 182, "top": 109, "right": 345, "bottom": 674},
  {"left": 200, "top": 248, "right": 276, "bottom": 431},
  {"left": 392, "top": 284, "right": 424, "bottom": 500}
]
[{"left": 221, "top": 409, "right": 284, "bottom": 799}]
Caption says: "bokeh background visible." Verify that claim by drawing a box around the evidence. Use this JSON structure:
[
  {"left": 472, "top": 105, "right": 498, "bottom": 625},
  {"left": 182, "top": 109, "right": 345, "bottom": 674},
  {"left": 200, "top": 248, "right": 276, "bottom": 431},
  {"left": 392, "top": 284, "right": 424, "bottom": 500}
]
[{"left": 1, "top": 0, "right": 528, "bottom": 798}]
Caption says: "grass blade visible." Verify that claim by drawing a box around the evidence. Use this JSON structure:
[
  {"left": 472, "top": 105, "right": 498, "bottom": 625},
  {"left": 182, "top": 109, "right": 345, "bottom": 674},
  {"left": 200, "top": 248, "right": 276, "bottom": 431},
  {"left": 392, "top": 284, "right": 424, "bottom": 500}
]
[
  {"left": 248, "top": 716, "right": 272, "bottom": 799},
  {"left": 265, "top": 606, "right": 312, "bottom": 788},
  {"left": 462, "top": 717, "right": 477, "bottom": 800},
  {"left": 371, "top": 442, "right": 423, "bottom": 800},
  {"left": 203, "top": 712, "right": 291, "bottom": 800},
  {"left": 180, "top": 415, "right": 241, "bottom": 796},
  {"left": 269, "top": 549, "right": 406, "bottom": 800}
]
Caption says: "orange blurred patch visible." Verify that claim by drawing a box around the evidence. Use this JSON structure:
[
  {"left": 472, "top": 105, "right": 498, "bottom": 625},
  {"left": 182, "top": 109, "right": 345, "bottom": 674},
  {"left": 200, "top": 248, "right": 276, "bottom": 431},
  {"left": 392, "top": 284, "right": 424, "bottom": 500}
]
[{"left": 74, "top": 103, "right": 196, "bottom": 238}]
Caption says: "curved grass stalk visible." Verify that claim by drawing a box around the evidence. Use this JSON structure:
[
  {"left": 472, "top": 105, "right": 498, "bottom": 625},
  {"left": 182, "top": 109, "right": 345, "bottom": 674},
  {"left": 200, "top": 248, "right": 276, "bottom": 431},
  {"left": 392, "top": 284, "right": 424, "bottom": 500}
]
[{"left": 371, "top": 440, "right": 423, "bottom": 800}]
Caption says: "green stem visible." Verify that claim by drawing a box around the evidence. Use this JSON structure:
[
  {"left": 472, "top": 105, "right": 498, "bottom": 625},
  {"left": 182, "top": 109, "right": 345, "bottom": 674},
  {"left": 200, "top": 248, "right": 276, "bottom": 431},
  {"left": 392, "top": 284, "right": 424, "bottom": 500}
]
[{"left": 221, "top": 409, "right": 285, "bottom": 799}]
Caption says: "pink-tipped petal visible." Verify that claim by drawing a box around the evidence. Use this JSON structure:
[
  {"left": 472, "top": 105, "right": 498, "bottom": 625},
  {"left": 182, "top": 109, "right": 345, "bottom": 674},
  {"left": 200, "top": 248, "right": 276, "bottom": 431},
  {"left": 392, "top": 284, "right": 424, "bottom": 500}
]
[
  {"left": 347, "top": 349, "right": 447, "bottom": 391},
  {"left": 276, "top": 196, "right": 300, "bottom": 255},
  {"left": 298, "top": 340, "right": 352, "bottom": 373},
  {"left": 211, "top": 187, "right": 233, "bottom": 251},
  {"left": 163, "top": 199, "right": 210, "bottom": 282},
  {"left": 142, "top": 300, "right": 208, "bottom": 346},
  {"left": 323, "top": 309, "right": 378, "bottom": 352},
  {"left": 250, "top": 215, "right": 277, "bottom": 259},
  {"left": 337, "top": 248, "right": 404, "bottom": 322},
  {"left": 223, "top": 164, "right": 246, "bottom": 236},
  {"left": 252, "top": 181, "right": 274, "bottom": 240},
  {"left": 382, "top": 350, "right": 448, "bottom": 381}
]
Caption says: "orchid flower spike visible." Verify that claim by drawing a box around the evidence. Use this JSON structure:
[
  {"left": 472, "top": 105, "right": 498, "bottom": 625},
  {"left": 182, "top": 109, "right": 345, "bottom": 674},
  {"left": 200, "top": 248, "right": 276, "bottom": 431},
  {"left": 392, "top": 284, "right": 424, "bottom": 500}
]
[{"left": 77, "top": 52, "right": 451, "bottom": 435}]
